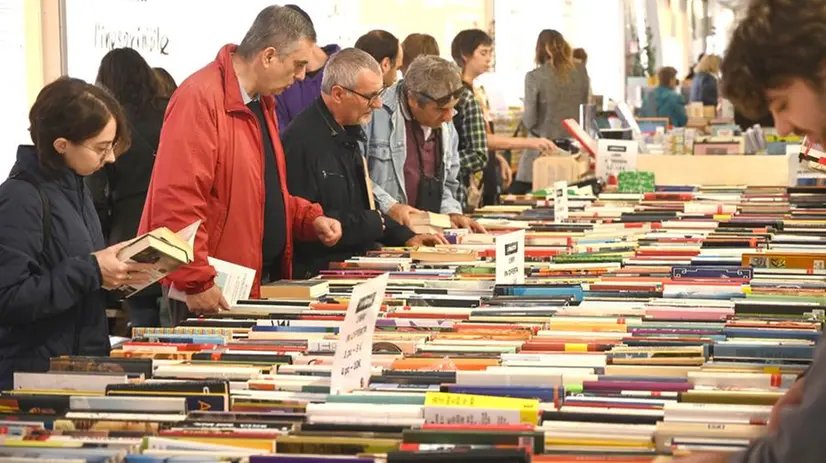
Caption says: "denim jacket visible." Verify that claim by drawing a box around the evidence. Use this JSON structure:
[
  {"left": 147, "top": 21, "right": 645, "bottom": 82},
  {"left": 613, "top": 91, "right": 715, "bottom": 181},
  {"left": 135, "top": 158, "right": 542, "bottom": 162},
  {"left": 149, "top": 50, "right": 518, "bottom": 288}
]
[{"left": 361, "top": 81, "right": 463, "bottom": 215}]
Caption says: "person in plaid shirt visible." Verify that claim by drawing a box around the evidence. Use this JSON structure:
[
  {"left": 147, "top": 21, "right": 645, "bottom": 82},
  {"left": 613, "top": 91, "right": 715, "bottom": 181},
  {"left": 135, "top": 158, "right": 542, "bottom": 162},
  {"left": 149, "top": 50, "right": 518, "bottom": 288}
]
[
  {"left": 452, "top": 29, "right": 556, "bottom": 210},
  {"left": 452, "top": 83, "right": 489, "bottom": 210}
]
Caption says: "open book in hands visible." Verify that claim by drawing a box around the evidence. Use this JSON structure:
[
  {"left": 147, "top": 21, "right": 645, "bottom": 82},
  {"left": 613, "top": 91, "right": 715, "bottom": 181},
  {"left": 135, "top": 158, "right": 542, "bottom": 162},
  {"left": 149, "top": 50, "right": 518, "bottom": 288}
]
[
  {"left": 112, "top": 221, "right": 198, "bottom": 299},
  {"left": 160, "top": 220, "right": 256, "bottom": 307}
]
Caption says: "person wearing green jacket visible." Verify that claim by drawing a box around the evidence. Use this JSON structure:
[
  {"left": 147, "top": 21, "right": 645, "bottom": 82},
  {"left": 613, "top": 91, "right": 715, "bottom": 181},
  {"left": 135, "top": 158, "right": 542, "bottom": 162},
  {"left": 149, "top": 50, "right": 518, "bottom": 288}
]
[{"left": 640, "top": 66, "right": 687, "bottom": 128}]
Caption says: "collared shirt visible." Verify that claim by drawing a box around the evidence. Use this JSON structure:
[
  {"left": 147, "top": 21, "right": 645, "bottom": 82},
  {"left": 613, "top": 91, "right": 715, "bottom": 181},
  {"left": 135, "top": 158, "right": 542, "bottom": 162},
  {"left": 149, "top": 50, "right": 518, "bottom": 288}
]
[
  {"left": 399, "top": 97, "right": 440, "bottom": 208},
  {"left": 238, "top": 77, "right": 258, "bottom": 104},
  {"left": 452, "top": 83, "right": 489, "bottom": 208},
  {"left": 240, "top": 76, "right": 286, "bottom": 277},
  {"left": 399, "top": 92, "right": 433, "bottom": 140},
  {"left": 361, "top": 80, "right": 464, "bottom": 216}
]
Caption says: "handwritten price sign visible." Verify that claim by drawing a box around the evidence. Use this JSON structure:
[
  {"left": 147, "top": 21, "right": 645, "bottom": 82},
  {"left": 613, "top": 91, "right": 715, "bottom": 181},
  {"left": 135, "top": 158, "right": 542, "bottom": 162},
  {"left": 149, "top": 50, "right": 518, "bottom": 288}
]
[{"left": 329, "top": 273, "right": 389, "bottom": 395}]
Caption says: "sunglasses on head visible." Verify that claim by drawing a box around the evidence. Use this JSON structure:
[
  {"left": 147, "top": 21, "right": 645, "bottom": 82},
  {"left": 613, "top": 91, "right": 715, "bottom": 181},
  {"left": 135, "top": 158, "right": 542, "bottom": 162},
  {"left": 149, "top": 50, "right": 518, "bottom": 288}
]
[{"left": 415, "top": 87, "right": 464, "bottom": 107}]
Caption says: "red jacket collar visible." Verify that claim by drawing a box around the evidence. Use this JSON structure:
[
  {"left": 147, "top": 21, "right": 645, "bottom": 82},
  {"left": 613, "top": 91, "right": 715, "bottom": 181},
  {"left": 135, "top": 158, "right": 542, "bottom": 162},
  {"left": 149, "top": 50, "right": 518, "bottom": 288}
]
[{"left": 215, "top": 44, "right": 276, "bottom": 114}]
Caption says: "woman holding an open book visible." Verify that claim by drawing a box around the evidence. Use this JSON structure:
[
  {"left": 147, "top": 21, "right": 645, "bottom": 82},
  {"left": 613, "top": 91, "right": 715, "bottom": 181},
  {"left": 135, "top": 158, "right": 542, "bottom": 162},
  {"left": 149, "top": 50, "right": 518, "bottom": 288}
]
[{"left": 0, "top": 78, "right": 153, "bottom": 390}]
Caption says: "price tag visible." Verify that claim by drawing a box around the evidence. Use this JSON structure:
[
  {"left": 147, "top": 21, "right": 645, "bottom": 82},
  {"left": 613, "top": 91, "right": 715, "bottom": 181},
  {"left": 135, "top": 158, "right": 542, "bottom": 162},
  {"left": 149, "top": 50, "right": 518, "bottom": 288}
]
[
  {"left": 596, "top": 139, "right": 639, "bottom": 182},
  {"left": 495, "top": 230, "right": 526, "bottom": 284},
  {"left": 553, "top": 180, "right": 568, "bottom": 223},
  {"left": 329, "top": 272, "right": 389, "bottom": 395}
]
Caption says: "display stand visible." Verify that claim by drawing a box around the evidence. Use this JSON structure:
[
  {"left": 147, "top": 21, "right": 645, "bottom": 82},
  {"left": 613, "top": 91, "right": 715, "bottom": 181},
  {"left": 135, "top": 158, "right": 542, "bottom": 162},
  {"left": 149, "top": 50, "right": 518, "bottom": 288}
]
[{"left": 636, "top": 152, "right": 799, "bottom": 187}]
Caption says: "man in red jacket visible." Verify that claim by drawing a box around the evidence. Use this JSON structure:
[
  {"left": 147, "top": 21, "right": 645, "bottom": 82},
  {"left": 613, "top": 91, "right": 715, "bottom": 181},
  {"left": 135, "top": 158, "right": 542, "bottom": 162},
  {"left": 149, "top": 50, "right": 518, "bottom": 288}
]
[{"left": 139, "top": 5, "right": 342, "bottom": 318}]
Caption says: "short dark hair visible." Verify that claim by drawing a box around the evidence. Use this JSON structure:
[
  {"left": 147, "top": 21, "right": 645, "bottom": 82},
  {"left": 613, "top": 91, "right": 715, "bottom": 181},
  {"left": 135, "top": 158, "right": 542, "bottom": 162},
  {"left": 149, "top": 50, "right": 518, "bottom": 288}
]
[
  {"left": 451, "top": 29, "right": 492, "bottom": 68},
  {"left": 96, "top": 47, "right": 163, "bottom": 115},
  {"left": 657, "top": 66, "right": 678, "bottom": 87},
  {"left": 237, "top": 5, "right": 316, "bottom": 59},
  {"left": 29, "top": 77, "right": 131, "bottom": 175},
  {"left": 355, "top": 30, "right": 400, "bottom": 66},
  {"left": 721, "top": 0, "right": 826, "bottom": 119},
  {"left": 284, "top": 4, "right": 313, "bottom": 28},
  {"left": 401, "top": 33, "right": 439, "bottom": 72}
]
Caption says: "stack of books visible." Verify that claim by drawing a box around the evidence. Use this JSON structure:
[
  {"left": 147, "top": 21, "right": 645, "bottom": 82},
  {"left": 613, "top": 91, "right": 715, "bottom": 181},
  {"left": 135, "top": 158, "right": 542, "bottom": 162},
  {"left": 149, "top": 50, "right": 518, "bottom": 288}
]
[{"left": 3, "top": 184, "right": 826, "bottom": 462}]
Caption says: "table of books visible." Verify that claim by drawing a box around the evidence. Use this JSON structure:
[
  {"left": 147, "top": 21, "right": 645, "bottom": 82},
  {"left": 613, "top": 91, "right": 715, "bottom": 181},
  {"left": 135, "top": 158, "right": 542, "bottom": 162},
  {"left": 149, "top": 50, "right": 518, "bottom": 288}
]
[{"left": 3, "top": 184, "right": 825, "bottom": 463}]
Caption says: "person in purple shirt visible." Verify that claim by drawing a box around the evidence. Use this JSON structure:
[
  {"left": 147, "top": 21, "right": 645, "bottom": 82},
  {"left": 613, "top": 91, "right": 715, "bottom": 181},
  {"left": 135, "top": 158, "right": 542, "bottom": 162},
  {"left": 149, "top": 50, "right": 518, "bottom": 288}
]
[{"left": 274, "top": 4, "right": 341, "bottom": 132}]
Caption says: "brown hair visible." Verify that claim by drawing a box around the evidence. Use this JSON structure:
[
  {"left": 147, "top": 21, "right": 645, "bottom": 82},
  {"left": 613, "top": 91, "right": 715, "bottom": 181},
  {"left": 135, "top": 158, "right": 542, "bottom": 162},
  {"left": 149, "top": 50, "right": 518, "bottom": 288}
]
[
  {"left": 721, "top": 0, "right": 826, "bottom": 119},
  {"left": 401, "top": 33, "right": 440, "bottom": 73},
  {"left": 96, "top": 47, "right": 163, "bottom": 116},
  {"left": 657, "top": 66, "right": 678, "bottom": 87},
  {"left": 29, "top": 77, "right": 131, "bottom": 175},
  {"left": 154, "top": 67, "right": 177, "bottom": 98},
  {"left": 451, "top": 29, "right": 492, "bottom": 69},
  {"left": 355, "top": 30, "right": 400, "bottom": 66},
  {"left": 535, "top": 29, "right": 575, "bottom": 77},
  {"left": 572, "top": 48, "right": 588, "bottom": 64}
]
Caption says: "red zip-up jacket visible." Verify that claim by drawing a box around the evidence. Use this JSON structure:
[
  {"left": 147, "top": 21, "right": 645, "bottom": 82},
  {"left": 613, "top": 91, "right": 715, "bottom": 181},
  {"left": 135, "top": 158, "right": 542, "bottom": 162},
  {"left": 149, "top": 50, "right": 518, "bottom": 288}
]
[{"left": 139, "top": 44, "right": 324, "bottom": 298}]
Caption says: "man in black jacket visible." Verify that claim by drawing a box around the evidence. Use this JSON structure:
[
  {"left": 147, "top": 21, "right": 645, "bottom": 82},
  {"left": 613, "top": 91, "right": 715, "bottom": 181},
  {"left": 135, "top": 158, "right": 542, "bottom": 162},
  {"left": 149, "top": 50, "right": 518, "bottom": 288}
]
[{"left": 283, "top": 48, "right": 445, "bottom": 278}]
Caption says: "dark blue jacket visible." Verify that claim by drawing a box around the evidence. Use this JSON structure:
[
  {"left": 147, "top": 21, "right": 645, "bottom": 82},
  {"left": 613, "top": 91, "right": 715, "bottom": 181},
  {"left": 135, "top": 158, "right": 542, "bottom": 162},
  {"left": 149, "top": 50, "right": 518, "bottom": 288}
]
[
  {"left": 689, "top": 72, "right": 719, "bottom": 106},
  {"left": 0, "top": 145, "right": 109, "bottom": 390}
]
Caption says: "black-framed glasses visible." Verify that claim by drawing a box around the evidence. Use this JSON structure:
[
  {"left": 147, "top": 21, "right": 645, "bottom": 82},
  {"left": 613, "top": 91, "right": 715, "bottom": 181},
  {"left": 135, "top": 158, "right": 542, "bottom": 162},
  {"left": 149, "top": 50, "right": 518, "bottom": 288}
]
[
  {"left": 416, "top": 87, "right": 465, "bottom": 107},
  {"left": 340, "top": 85, "right": 384, "bottom": 105}
]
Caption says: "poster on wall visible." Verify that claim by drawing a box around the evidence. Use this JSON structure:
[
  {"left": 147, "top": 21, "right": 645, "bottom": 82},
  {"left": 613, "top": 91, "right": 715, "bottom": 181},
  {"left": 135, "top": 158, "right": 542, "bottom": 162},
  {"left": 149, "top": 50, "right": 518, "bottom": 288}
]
[{"left": 62, "top": 0, "right": 358, "bottom": 85}]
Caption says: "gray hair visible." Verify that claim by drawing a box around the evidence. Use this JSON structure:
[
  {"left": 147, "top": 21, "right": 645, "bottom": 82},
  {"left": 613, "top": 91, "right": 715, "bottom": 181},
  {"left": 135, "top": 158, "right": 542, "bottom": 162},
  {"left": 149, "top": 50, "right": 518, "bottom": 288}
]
[
  {"left": 321, "top": 48, "right": 382, "bottom": 94},
  {"left": 237, "top": 5, "right": 316, "bottom": 59},
  {"left": 403, "top": 55, "right": 462, "bottom": 106}
]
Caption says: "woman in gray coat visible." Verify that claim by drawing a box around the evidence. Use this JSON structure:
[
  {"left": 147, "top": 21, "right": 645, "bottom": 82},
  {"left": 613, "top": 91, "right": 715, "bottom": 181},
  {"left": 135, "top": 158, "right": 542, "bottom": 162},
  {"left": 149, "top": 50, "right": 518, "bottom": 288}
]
[{"left": 511, "top": 29, "right": 590, "bottom": 194}]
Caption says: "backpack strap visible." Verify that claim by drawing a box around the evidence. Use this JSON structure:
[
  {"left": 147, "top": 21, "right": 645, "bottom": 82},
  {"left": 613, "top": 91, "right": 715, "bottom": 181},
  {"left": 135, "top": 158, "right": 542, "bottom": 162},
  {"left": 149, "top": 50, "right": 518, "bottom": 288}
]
[{"left": 11, "top": 171, "right": 52, "bottom": 254}]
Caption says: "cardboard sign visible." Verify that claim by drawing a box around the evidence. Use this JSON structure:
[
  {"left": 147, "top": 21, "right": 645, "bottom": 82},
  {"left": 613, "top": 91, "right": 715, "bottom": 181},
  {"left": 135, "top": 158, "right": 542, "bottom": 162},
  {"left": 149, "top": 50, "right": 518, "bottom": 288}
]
[
  {"left": 597, "top": 139, "right": 638, "bottom": 183},
  {"left": 329, "top": 273, "right": 389, "bottom": 395},
  {"left": 553, "top": 180, "right": 569, "bottom": 223},
  {"left": 495, "top": 230, "right": 526, "bottom": 284}
]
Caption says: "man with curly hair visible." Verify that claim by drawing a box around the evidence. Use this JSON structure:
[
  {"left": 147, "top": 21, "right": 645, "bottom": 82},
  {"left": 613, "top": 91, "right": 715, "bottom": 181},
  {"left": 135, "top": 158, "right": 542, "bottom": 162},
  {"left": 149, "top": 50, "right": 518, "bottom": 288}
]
[
  {"left": 721, "top": 0, "right": 826, "bottom": 147},
  {"left": 673, "top": 1, "right": 826, "bottom": 463}
]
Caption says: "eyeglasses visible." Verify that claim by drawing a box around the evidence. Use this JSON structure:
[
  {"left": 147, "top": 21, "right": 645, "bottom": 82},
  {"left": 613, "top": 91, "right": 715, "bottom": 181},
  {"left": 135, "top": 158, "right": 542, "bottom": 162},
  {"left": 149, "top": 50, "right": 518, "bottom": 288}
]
[
  {"left": 415, "top": 87, "right": 465, "bottom": 107},
  {"left": 340, "top": 86, "right": 384, "bottom": 106},
  {"left": 80, "top": 143, "right": 115, "bottom": 157}
]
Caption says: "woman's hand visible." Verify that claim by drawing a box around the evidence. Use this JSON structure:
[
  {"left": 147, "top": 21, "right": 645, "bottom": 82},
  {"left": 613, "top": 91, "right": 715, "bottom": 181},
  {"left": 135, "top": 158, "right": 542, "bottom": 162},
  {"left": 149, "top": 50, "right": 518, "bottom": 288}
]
[
  {"left": 496, "top": 154, "right": 513, "bottom": 190},
  {"left": 526, "top": 137, "right": 557, "bottom": 153},
  {"left": 92, "top": 241, "right": 155, "bottom": 290}
]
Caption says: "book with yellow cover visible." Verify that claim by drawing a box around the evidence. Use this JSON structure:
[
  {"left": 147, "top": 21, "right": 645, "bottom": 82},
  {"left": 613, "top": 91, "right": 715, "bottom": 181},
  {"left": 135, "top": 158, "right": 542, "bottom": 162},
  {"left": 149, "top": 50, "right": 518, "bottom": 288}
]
[{"left": 423, "top": 392, "right": 539, "bottom": 425}]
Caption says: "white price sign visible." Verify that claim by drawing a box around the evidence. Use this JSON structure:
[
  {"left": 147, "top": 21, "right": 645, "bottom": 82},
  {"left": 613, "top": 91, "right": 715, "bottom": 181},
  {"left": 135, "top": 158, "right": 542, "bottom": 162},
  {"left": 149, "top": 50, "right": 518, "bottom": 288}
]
[
  {"left": 329, "top": 273, "right": 388, "bottom": 395},
  {"left": 495, "top": 230, "right": 526, "bottom": 284},
  {"left": 596, "top": 139, "right": 639, "bottom": 182},
  {"left": 553, "top": 180, "right": 569, "bottom": 223}
]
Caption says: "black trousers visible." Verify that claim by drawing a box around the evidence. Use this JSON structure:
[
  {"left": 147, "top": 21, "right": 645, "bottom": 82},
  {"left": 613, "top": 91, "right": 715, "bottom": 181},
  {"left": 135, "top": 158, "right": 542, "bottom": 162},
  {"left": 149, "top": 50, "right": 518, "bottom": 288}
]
[{"left": 507, "top": 180, "right": 533, "bottom": 195}]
